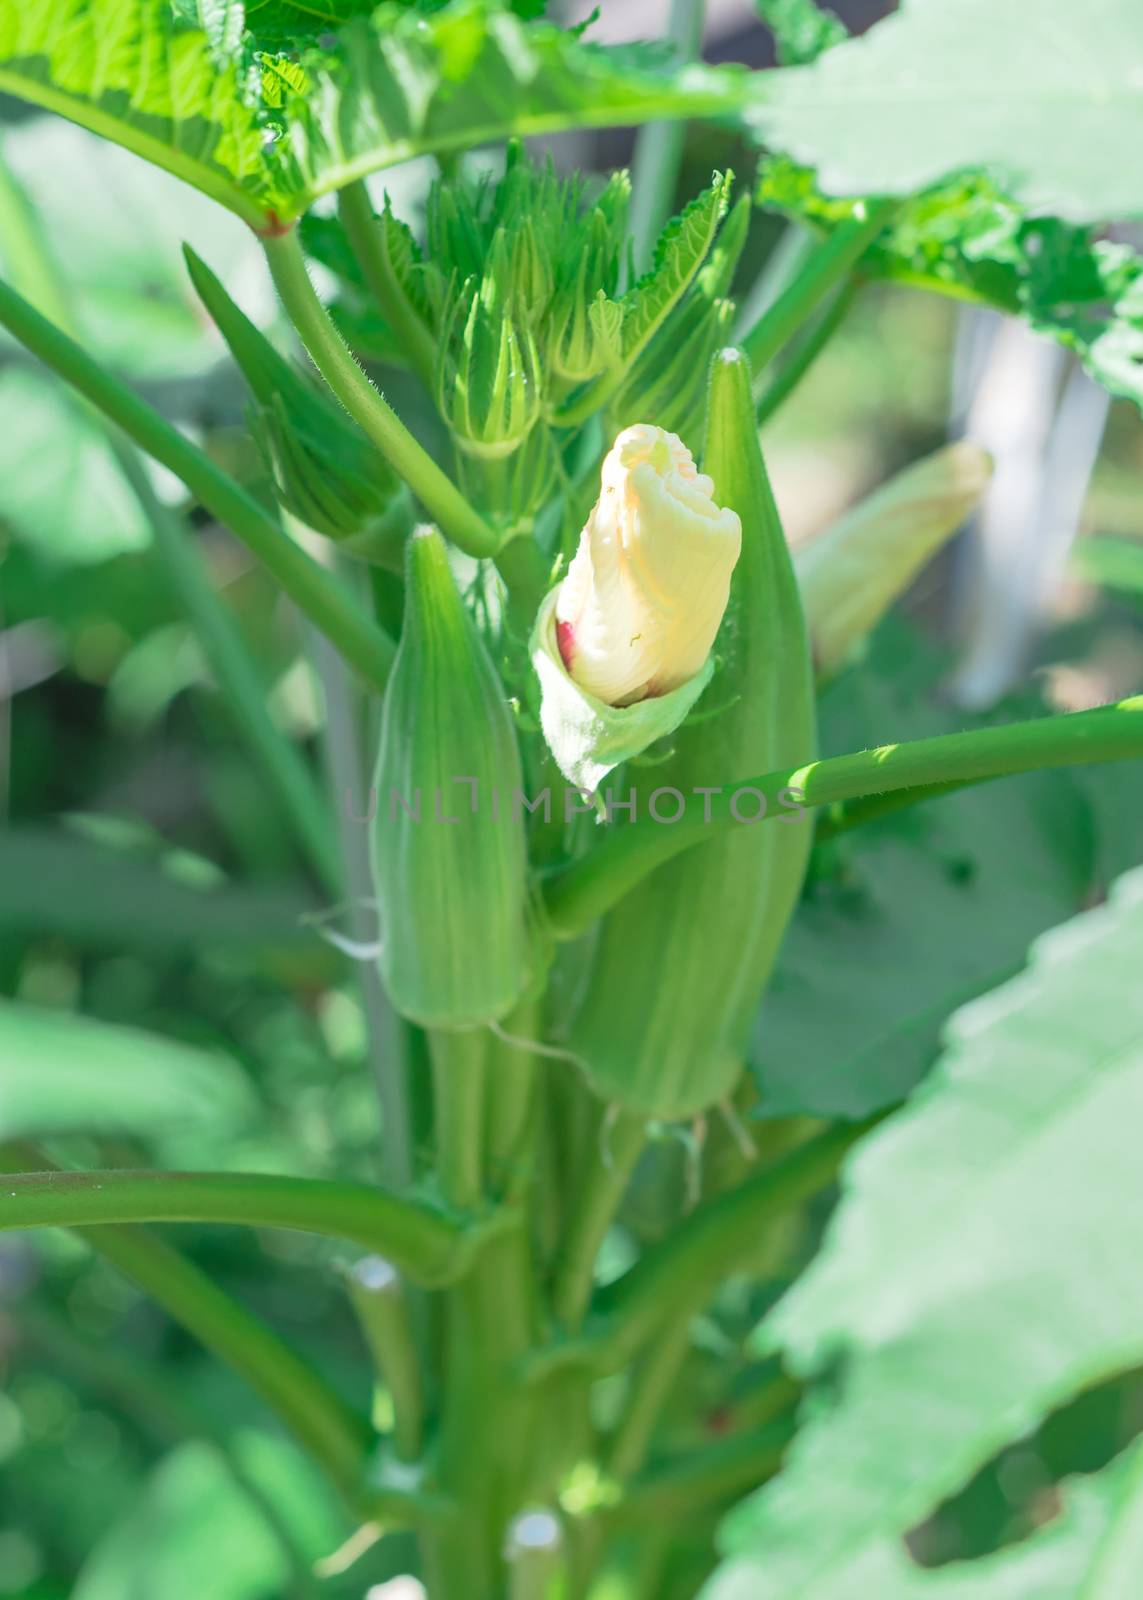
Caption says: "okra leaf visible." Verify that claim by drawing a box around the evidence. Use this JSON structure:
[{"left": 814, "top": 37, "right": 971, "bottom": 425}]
[
  {"left": 756, "top": 162, "right": 1143, "bottom": 414},
  {"left": 0, "top": 0, "right": 277, "bottom": 229},
  {"left": 755, "top": 0, "right": 847, "bottom": 67},
  {"left": 0, "top": 0, "right": 759, "bottom": 229},
  {"left": 751, "top": 0, "right": 1143, "bottom": 224},
  {"left": 0, "top": 1002, "right": 255, "bottom": 1141},
  {"left": 709, "top": 1432, "right": 1143, "bottom": 1599},
  {"left": 707, "top": 862, "right": 1143, "bottom": 1597},
  {"left": 73, "top": 1437, "right": 343, "bottom": 1600}
]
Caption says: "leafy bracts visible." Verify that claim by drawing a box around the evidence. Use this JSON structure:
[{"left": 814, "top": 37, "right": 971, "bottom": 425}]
[
  {"left": 184, "top": 246, "right": 407, "bottom": 559},
  {"left": 371, "top": 527, "right": 532, "bottom": 1028},
  {"left": 567, "top": 351, "right": 816, "bottom": 1119}
]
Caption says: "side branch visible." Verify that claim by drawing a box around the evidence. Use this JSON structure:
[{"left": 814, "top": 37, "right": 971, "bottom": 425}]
[
  {"left": 542, "top": 694, "right": 1143, "bottom": 936},
  {"left": 0, "top": 1168, "right": 477, "bottom": 1287}
]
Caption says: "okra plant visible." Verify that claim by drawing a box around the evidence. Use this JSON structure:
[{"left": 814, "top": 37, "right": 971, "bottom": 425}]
[{"left": 3, "top": 0, "right": 1143, "bottom": 1595}]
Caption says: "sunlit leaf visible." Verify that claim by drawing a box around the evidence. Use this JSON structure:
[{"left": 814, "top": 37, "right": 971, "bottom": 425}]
[{"left": 711, "top": 863, "right": 1143, "bottom": 1596}]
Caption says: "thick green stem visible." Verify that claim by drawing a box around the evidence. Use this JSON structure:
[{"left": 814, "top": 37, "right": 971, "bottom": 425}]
[
  {"left": 0, "top": 1168, "right": 471, "bottom": 1286},
  {"left": 338, "top": 181, "right": 438, "bottom": 393},
  {"left": 542, "top": 693, "right": 1143, "bottom": 939},
  {"left": 551, "top": 1109, "right": 646, "bottom": 1330},
  {"left": 0, "top": 1148, "right": 369, "bottom": 1498},
  {"left": 741, "top": 201, "right": 897, "bottom": 375},
  {"left": 431, "top": 1028, "right": 489, "bottom": 1211},
  {"left": 346, "top": 1256, "right": 424, "bottom": 1462},
  {"left": 262, "top": 229, "right": 499, "bottom": 560},
  {"left": 486, "top": 1002, "right": 542, "bottom": 1200},
  {"left": 755, "top": 278, "right": 858, "bottom": 426},
  {"left": 0, "top": 275, "right": 395, "bottom": 691}
]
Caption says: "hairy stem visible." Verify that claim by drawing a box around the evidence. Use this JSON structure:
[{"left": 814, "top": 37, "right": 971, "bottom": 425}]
[
  {"left": 542, "top": 693, "right": 1143, "bottom": 938},
  {"left": 0, "top": 1168, "right": 471, "bottom": 1286},
  {"left": 338, "top": 181, "right": 438, "bottom": 392},
  {"left": 262, "top": 229, "right": 498, "bottom": 559},
  {"left": 0, "top": 275, "right": 395, "bottom": 691}
]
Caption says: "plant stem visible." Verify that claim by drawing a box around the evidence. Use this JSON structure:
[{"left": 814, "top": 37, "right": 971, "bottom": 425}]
[
  {"left": 0, "top": 1146, "right": 369, "bottom": 1498},
  {"left": 755, "top": 278, "right": 859, "bottom": 425},
  {"left": 346, "top": 1256, "right": 425, "bottom": 1462},
  {"left": 338, "top": 181, "right": 438, "bottom": 393},
  {"left": 0, "top": 1168, "right": 471, "bottom": 1285},
  {"left": 431, "top": 1028, "right": 489, "bottom": 1210},
  {"left": 740, "top": 201, "right": 897, "bottom": 375},
  {"left": 626, "top": 0, "right": 706, "bottom": 275},
  {"left": 607, "top": 1321, "right": 692, "bottom": 1483},
  {"left": 0, "top": 275, "right": 395, "bottom": 691},
  {"left": 574, "top": 1120, "right": 873, "bottom": 1375},
  {"left": 608, "top": 1418, "right": 795, "bottom": 1526},
  {"left": 542, "top": 693, "right": 1143, "bottom": 939},
  {"left": 262, "top": 229, "right": 499, "bottom": 560},
  {"left": 486, "top": 1001, "right": 541, "bottom": 1200},
  {"left": 552, "top": 1108, "right": 646, "bottom": 1330}
]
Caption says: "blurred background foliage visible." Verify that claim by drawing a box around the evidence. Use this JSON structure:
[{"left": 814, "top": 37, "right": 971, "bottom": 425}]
[{"left": 1, "top": 1, "right": 1143, "bottom": 1595}]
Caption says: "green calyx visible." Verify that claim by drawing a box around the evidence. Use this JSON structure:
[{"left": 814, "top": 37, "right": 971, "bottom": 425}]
[
  {"left": 185, "top": 244, "right": 405, "bottom": 557},
  {"left": 437, "top": 236, "right": 543, "bottom": 461},
  {"left": 568, "top": 347, "right": 817, "bottom": 1120},
  {"left": 371, "top": 527, "right": 534, "bottom": 1029}
]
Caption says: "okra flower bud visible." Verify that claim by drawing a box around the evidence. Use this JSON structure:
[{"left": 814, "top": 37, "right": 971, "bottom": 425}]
[
  {"left": 372, "top": 528, "right": 532, "bottom": 1027},
  {"left": 437, "top": 235, "right": 542, "bottom": 460},
  {"left": 796, "top": 441, "right": 993, "bottom": 675},
  {"left": 555, "top": 425, "right": 742, "bottom": 707}
]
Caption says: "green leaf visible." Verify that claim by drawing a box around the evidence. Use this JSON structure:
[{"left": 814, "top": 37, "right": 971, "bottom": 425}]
[
  {"left": 752, "top": 635, "right": 1094, "bottom": 1119},
  {"left": 0, "top": 1, "right": 759, "bottom": 228},
  {"left": 755, "top": 0, "right": 847, "bottom": 66},
  {"left": 281, "top": 10, "right": 750, "bottom": 220},
  {"left": 0, "top": 1001, "right": 255, "bottom": 1141},
  {"left": 554, "top": 171, "right": 732, "bottom": 424},
  {"left": 0, "top": 369, "right": 150, "bottom": 563},
  {"left": 756, "top": 162, "right": 1143, "bottom": 414},
  {"left": 0, "top": 0, "right": 277, "bottom": 228},
  {"left": 712, "top": 1433, "right": 1143, "bottom": 1598},
  {"left": 709, "top": 861, "right": 1143, "bottom": 1598},
  {"left": 753, "top": 0, "right": 1143, "bottom": 224},
  {"left": 73, "top": 1436, "right": 343, "bottom": 1600}
]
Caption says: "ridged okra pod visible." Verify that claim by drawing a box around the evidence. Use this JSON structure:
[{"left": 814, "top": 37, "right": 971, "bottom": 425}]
[
  {"left": 371, "top": 527, "right": 532, "bottom": 1028},
  {"left": 568, "top": 350, "right": 817, "bottom": 1118}
]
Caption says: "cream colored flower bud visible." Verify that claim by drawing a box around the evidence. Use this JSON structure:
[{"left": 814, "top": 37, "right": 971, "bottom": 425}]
[
  {"left": 555, "top": 425, "right": 742, "bottom": 707},
  {"left": 795, "top": 441, "right": 993, "bottom": 675}
]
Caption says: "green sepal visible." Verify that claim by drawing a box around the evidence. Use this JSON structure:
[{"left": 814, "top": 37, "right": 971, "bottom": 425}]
[
  {"left": 436, "top": 237, "right": 543, "bottom": 460},
  {"left": 569, "top": 348, "right": 817, "bottom": 1119},
  {"left": 530, "top": 587, "right": 715, "bottom": 795},
  {"left": 372, "top": 527, "right": 533, "bottom": 1028},
  {"left": 185, "top": 244, "right": 404, "bottom": 552}
]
